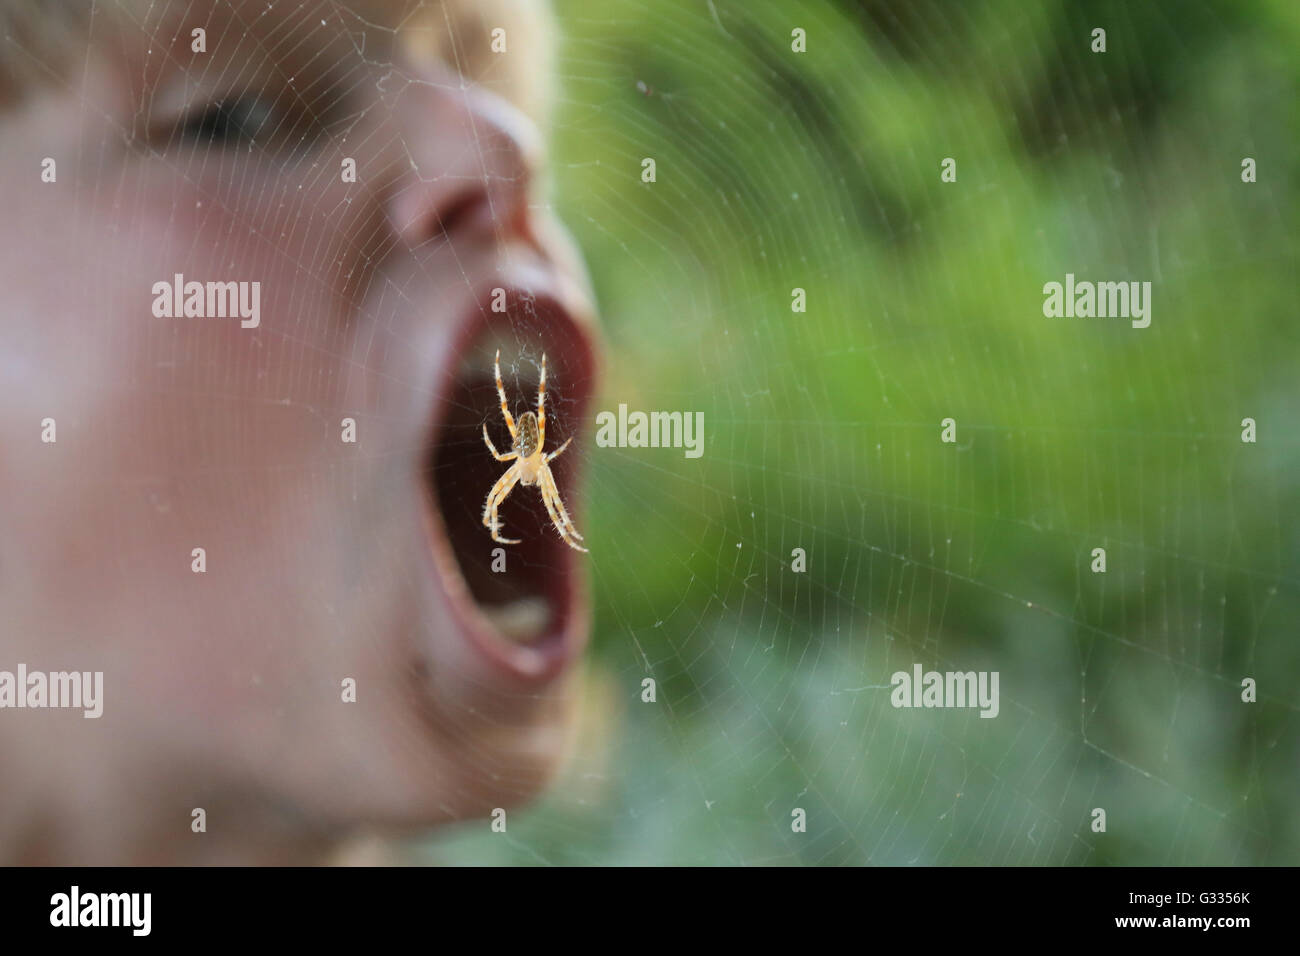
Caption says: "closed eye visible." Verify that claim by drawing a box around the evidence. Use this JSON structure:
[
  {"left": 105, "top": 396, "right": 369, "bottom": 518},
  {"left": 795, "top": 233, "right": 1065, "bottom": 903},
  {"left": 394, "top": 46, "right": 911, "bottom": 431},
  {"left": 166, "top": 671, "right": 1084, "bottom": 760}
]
[
  {"left": 167, "top": 80, "right": 349, "bottom": 156},
  {"left": 177, "top": 95, "right": 278, "bottom": 147}
]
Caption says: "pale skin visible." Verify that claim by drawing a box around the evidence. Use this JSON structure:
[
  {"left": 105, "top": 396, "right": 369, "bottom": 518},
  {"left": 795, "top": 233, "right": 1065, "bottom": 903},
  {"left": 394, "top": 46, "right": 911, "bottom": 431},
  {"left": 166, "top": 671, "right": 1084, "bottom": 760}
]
[
  {"left": 0, "top": 0, "right": 598, "bottom": 864},
  {"left": 482, "top": 350, "right": 587, "bottom": 553}
]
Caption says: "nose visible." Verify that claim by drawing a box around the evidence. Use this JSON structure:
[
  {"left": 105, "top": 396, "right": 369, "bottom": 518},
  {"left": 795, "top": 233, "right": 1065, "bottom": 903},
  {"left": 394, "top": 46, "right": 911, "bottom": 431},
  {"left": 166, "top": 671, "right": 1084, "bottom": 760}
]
[{"left": 384, "top": 79, "right": 546, "bottom": 251}]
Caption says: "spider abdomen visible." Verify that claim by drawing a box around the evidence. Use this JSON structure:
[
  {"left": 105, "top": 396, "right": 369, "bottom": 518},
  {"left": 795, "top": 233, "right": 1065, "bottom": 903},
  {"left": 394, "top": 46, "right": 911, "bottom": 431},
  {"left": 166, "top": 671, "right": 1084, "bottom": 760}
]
[{"left": 514, "top": 411, "right": 540, "bottom": 458}]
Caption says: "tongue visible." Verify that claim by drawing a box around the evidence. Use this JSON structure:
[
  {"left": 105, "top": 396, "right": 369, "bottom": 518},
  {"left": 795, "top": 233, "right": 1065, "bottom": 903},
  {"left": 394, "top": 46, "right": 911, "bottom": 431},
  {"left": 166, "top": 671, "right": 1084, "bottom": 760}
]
[{"left": 480, "top": 597, "right": 551, "bottom": 645}]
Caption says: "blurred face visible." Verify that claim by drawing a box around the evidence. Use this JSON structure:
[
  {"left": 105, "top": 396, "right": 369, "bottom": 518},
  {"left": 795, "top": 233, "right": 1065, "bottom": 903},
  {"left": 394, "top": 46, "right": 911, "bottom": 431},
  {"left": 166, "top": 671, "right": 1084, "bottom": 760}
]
[{"left": 0, "top": 0, "right": 598, "bottom": 863}]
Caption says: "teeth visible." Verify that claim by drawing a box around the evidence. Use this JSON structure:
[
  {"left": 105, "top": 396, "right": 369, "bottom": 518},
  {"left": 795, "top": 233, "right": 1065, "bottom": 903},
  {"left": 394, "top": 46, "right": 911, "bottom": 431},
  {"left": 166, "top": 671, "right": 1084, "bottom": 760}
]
[{"left": 481, "top": 597, "right": 551, "bottom": 645}]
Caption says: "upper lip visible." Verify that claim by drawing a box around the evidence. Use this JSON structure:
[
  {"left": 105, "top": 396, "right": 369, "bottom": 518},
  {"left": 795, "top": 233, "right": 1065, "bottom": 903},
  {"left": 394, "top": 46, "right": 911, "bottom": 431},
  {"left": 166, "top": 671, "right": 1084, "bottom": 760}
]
[{"left": 420, "top": 267, "right": 598, "bottom": 683}]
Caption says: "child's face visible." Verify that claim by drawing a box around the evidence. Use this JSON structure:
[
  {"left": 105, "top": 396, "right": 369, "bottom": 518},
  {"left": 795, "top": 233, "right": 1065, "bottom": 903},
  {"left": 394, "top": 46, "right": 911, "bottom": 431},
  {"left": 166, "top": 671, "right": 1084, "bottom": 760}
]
[{"left": 0, "top": 0, "right": 598, "bottom": 862}]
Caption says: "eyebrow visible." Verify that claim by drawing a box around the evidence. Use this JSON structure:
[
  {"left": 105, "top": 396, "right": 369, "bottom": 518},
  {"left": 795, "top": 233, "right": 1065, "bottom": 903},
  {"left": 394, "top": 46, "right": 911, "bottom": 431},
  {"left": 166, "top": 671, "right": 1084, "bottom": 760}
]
[{"left": 138, "top": 2, "right": 399, "bottom": 97}]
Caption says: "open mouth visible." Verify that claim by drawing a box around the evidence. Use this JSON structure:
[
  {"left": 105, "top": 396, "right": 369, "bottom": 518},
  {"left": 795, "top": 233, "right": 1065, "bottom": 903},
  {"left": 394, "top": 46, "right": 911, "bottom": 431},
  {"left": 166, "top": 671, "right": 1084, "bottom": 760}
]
[{"left": 422, "top": 288, "right": 596, "bottom": 681}]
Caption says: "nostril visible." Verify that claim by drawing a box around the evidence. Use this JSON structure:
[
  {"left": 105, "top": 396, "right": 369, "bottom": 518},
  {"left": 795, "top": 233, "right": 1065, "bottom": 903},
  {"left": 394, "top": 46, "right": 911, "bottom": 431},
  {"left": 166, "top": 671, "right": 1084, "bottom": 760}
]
[
  {"left": 415, "top": 183, "right": 531, "bottom": 248},
  {"left": 387, "top": 181, "right": 493, "bottom": 250},
  {"left": 430, "top": 186, "right": 490, "bottom": 240}
]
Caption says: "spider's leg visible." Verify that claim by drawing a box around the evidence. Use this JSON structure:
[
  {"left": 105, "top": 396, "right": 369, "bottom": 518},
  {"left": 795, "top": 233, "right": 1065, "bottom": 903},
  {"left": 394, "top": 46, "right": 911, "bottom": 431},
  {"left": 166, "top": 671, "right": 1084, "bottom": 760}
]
[
  {"left": 547, "top": 471, "right": 585, "bottom": 542},
  {"left": 488, "top": 517, "right": 521, "bottom": 546},
  {"left": 484, "top": 475, "right": 519, "bottom": 537},
  {"left": 544, "top": 437, "right": 572, "bottom": 463},
  {"left": 539, "top": 474, "right": 587, "bottom": 553},
  {"left": 536, "top": 352, "right": 547, "bottom": 446},
  {"left": 494, "top": 349, "right": 517, "bottom": 440},
  {"left": 482, "top": 470, "right": 511, "bottom": 527},
  {"left": 482, "top": 424, "right": 517, "bottom": 462},
  {"left": 483, "top": 468, "right": 522, "bottom": 544},
  {"left": 540, "top": 465, "right": 587, "bottom": 550}
]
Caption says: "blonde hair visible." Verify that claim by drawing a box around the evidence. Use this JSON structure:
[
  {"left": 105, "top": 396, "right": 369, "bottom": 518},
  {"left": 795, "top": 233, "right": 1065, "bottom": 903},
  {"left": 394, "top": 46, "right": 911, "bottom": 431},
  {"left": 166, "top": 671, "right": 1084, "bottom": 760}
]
[
  {"left": 0, "top": 0, "right": 556, "bottom": 128},
  {"left": 406, "top": 0, "right": 556, "bottom": 131}
]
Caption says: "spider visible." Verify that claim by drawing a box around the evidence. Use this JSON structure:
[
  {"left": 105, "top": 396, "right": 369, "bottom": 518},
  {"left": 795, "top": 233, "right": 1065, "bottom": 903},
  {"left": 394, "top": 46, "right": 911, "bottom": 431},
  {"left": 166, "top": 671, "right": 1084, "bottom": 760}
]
[{"left": 481, "top": 349, "right": 588, "bottom": 553}]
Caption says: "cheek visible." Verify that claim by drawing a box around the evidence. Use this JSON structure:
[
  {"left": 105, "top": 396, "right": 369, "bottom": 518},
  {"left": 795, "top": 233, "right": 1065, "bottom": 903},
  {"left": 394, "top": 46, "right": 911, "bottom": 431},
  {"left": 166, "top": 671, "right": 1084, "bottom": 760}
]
[
  {"left": 131, "top": 150, "right": 388, "bottom": 334},
  {"left": 4, "top": 140, "right": 422, "bottom": 696}
]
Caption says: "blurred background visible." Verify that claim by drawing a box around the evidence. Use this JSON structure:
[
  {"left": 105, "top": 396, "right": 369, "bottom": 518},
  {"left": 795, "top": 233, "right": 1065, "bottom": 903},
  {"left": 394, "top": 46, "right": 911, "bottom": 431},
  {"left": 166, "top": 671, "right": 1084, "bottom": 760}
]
[{"left": 422, "top": 0, "right": 1299, "bottom": 864}]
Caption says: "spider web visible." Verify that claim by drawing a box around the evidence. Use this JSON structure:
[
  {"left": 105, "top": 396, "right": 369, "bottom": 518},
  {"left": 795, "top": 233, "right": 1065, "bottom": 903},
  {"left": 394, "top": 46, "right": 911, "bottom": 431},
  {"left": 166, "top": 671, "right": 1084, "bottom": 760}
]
[{"left": 8, "top": 0, "right": 1294, "bottom": 865}]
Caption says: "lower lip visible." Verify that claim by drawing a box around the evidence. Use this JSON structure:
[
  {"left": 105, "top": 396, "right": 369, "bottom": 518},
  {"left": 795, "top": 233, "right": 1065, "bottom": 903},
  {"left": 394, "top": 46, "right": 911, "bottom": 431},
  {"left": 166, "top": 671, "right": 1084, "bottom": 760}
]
[
  {"left": 422, "top": 505, "right": 584, "bottom": 683},
  {"left": 424, "top": 501, "right": 584, "bottom": 683}
]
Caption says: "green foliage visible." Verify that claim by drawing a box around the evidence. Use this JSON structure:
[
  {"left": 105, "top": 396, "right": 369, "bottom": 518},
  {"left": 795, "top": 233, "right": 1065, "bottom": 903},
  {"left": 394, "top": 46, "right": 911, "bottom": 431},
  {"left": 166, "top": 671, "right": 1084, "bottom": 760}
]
[{"left": 427, "top": 0, "right": 1300, "bottom": 864}]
